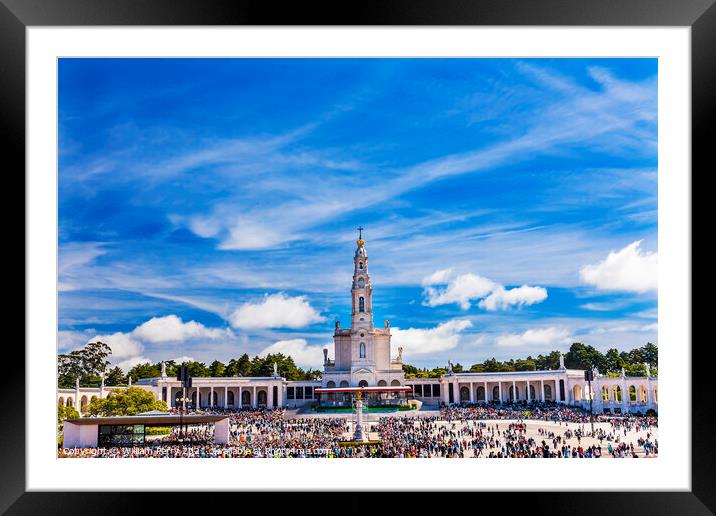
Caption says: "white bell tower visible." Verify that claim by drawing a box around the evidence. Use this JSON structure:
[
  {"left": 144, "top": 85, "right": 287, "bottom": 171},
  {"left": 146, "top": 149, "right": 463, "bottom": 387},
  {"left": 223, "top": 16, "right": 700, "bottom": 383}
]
[{"left": 351, "top": 226, "right": 373, "bottom": 331}]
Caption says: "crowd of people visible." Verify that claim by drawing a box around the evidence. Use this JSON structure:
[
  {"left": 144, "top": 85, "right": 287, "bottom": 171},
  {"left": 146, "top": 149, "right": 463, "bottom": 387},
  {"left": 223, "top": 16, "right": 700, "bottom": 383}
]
[{"left": 59, "top": 402, "right": 658, "bottom": 459}]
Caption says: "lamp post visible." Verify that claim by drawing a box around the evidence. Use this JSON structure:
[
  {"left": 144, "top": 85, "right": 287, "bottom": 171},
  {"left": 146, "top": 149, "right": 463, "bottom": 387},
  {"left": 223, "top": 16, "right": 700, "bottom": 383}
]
[{"left": 176, "top": 363, "right": 193, "bottom": 450}]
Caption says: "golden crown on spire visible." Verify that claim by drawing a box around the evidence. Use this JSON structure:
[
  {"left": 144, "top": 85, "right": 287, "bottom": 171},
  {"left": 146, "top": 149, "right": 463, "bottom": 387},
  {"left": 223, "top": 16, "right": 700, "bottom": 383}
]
[{"left": 356, "top": 226, "right": 365, "bottom": 247}]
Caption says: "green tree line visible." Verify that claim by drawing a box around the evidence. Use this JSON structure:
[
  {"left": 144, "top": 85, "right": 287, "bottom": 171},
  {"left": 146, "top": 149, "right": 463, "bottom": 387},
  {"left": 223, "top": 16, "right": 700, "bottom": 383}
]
[
  {"left": 58, "top": 342, "right": 322, "bottom": 387},
  {"left": 403, "top": 342, "right": 658, "bottom": 379}
]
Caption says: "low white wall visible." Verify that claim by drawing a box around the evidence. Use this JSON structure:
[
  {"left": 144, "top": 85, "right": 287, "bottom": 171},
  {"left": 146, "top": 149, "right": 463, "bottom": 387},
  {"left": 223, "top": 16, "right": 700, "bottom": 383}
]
[{"left": 63, "top": 422, "right": 98, "bottom": 448}]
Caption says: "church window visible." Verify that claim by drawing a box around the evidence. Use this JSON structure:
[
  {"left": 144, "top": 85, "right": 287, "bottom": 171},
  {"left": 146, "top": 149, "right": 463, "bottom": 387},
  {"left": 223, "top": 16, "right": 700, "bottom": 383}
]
[
  {"left": 357, "top": 277, "right": 365, "bottom": 288},
  {"left": 359, "top": 262, "right": 363, "bottom": 269},
  {"left": 360, "top": 342, "right": 366, "bottom": 358},
  {"left": 359, "top": 297, "right": 365, "bottom": 312}
]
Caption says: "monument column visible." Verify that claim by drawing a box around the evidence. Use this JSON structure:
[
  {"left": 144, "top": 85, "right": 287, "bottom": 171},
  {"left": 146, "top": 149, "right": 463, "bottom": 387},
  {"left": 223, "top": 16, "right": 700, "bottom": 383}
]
[
  {"left": 224, "top": 386, "right": 228, "bottom": 408},
  {"left": 540, "top": 380, "right": 545, "bottom": 402},
  {"left": 498, "top": 382, "right": 503, "bottom": 403},
  {"left": 238, "top": 386, "right": 242, "bottom": 409},
  {"left": 210, "top": 386, "right": 214, "bottom": 408},
  {"left": 469, "top": 382, "right": 474, "bottom": 403}
]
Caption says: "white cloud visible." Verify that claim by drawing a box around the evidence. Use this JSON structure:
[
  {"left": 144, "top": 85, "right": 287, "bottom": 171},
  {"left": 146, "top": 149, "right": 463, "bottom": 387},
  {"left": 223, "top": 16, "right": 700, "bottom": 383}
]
[
  {"left": 496, "top": 326, "right": 571, "bottom": 348},
  {"left": 391, "top": 319, "right": 473, "bottom": 356},
  {"left": 479, "top": 285, "right": 548, "bottom": 311},
  {"left": 229, "top": 293, "right": 325, "bottom": 330},
  {"left": 421, "top": 268, "right": 455, "bottom": 286},
  {"left": 219, "top": 217, "right": 291, "bottom": 251},
  {"left": 89, "top": 331, "right": 144, "bottom": 359},
  {"left": 58, "top": 329, "right": 97, "bottom": 352},
  {"left": 58, "top": 242, "right": 108, "bottom": 291},
  {"left": 423, "top": 273, "right": 497, "bottom": 310},
  {"left": 259, "top": 338, "right": 325, "bottom": 369},
  {"left": 580, "top": 240, "right": 657, "bottom": 293},
  {"left": 133, "top": 314, "right": 231, "bottom": 343},
  {"left": 113, "top": 355, "right": 153, "bottom": 372},
  {"left": 422, "top": 270, "right": 547, "bottom": 311}
]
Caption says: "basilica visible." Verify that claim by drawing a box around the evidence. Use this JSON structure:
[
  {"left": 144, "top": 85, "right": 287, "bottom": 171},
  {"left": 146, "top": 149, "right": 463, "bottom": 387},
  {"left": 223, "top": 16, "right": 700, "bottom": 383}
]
[{"left": 58, "top": 233, "right": 658, "bottom": 415}]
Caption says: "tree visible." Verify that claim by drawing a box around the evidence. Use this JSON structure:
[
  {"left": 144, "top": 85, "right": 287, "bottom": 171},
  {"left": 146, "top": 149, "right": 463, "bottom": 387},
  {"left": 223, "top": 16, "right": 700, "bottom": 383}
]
[
  {"left": 185, "top": 361, "right": 210, "bottom": 378},
  {"left": 535, "top": 351, "right": 561, "bottom": 371},
  {"left": 209, "top": 360, "right": 226, "bottom": 377},
  {"left": 127, "top": 362, "right": 161, "bottom": 382},
  {"left": 641, "top": 342, "right": 658, "bottom": 367},
  {"left": 604, "top": 348, "right": 624, "bottom": 373},
  {"left": 86, "top": 387, "right": 168, "bottom": 416},
  {"left": 58, "top": 350, "right": 84, "bottom": 387},
  {"left": 57, "top": 402, "right": 79, "bottom": 427},
  {"left": 58, "top": 341, "right": 112, "bottom": 387},
  {"left": 564, "top": 343, "right": 606, "bottom": 371},
  {"left": 236, "top": 353, "right": 252, "bottom": 376},
  {"left": 303, "top": 369, "right": 323, "bottom": 381},
  {"left": 402, "top": 364, "right": 419, "bottom": 375},
  {"left": 224, "top": 359, "right": 240, "bottom": 377},
  {"left": 82, "top": 341, "right": 112, "bottom": 377},
  {"left": 515, "top": 358, "right": 537, "bottom": 371},
  {"left": 104, "top": 366, "right": 126, "bottom": 386}
]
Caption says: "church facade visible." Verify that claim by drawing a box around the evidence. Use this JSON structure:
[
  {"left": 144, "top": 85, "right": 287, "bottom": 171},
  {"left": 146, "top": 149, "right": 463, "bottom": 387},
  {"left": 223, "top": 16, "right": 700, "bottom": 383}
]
[
  {"left": 321, "top": 234, "right": 405, "bottom": 390},
  {"left": 58, "top": 234, "right": 658, "bottom": 415}
]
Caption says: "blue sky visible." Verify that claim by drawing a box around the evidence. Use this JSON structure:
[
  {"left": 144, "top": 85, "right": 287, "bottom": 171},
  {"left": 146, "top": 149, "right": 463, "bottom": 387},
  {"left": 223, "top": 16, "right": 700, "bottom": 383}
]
[{"left": 58, "top": 58, "right": 658, "bottom": 371}]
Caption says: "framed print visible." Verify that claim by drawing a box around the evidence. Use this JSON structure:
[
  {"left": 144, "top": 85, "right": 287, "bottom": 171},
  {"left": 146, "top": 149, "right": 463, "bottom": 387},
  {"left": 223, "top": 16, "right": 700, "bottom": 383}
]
[{"left": 4, "top": 0, "right": 711, "bottom": 513}]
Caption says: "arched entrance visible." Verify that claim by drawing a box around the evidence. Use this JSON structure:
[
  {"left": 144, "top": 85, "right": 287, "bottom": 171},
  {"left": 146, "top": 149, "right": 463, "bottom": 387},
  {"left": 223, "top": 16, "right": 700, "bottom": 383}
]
[
  {"left": 227, "top": 390, "right": 235, "bottom": 406},
  {"left": 601, "top": 386, "right": 610, "bottom": 402},
  {"left": 358, "top": 380, "right": 368, "bottom": 388},
  {"left": 66, "top": 398, "right": 73, "bottom": 408},
  {"left": 459, "top": 386, "right": 470, "bottom": 403},
  {"left": 257, "top": 390, "right": 267, "bottom": 407},
  {"left": 613, "top": 385, "right": 622, "bottom": 403},
  {"left": 544, "top": 384, "right": 552, "bottom": 401},
  {"left": 492, "top": 386, "right": 500, "bottom": 402},
  {"left": 339, "top": 380, "right": 349, "bottom": 387},
  {"left": 241, "top": 390, "right": 251, "bottom": 406},
  {"left": 80, "top": 395, "right": 88, "bottom": 413},
  {"left": 629, "top": 385, "right": 637, "bottom": 403},
  {"left": 509, "top": 385, "right": 518, "bottom": 401},
  {"left": 390, "top": 379, "right": 401, "bottom": 386},
  {"left": 377, "top": 380, "right": 387, "bottom": 386},
  {"left": 573, "top": 385, "right": 583, "bottom": 402},
  {"left": 529, "top": 385, "right": 536, "bottom": 400},
  {"left": 476, "top": 386, "right": 485, "bottom": 402}
]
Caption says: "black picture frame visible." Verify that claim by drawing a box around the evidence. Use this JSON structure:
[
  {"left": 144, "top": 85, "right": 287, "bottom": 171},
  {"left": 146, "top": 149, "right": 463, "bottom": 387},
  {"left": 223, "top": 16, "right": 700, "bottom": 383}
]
[{"left": 3, "top": 0, "right": 710, "bottom": 513}]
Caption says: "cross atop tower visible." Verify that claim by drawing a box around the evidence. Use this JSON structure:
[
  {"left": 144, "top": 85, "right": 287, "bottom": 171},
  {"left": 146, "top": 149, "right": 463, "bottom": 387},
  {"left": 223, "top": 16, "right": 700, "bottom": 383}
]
[{"left": 357, "top": 226, "right": 364, "bottom": 240}]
